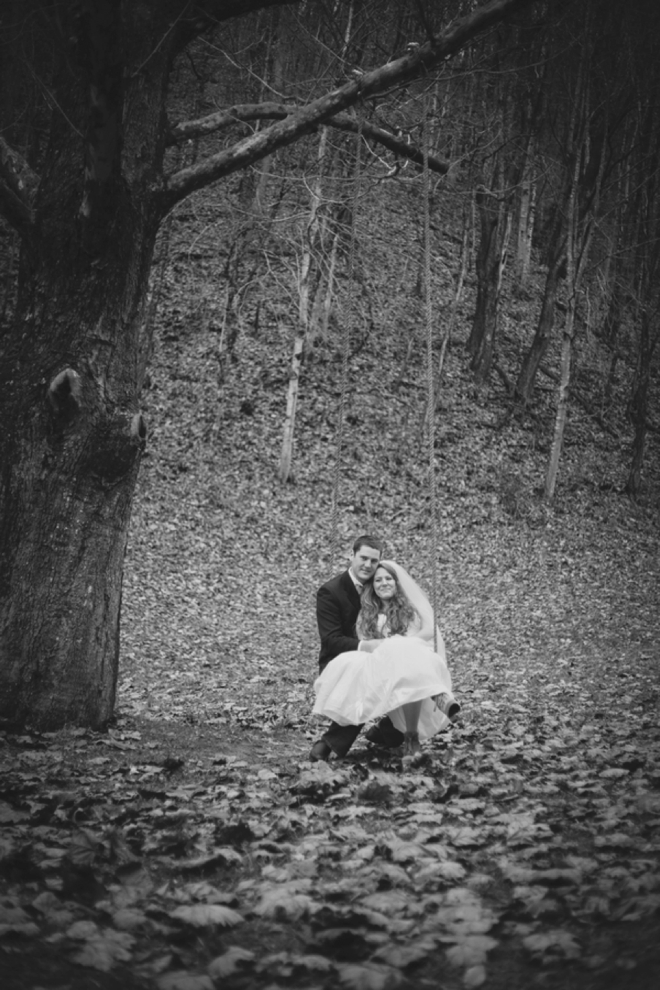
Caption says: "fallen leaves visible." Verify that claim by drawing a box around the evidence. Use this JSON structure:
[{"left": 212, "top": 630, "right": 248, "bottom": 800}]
[
  {"left": 253, "top": 882, "right": 321, "bottom": 921},
  {"left": 1, "top": 642, "right": 660, "bottom": 990},
  {"left": 67, "top": 920, "right": 135, "bottom": 971},
  {"left": 207, "top": 945, "right": 255, "bottom": 978},
  {"left": 522, "top": 928, "right": 581, "bottom": 962}
]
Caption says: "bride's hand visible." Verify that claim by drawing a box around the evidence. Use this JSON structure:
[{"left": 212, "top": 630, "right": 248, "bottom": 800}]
[{"left": 359, "top": 639, "right": 382, "bottom": 653}]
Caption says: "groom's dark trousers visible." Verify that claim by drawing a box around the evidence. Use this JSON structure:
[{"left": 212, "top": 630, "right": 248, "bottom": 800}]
[{"left": 317, "top": 570, "right": 403, "bottom": 757}]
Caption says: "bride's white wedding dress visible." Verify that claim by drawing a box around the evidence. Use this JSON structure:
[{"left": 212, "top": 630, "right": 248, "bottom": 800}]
[{"left": 313, "top": 569, "right": 456, "bottom": 742}]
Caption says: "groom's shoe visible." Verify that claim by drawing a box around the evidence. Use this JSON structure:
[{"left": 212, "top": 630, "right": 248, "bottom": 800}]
[
  {"left": 433, "top": 693, "right": 461, "bottom": 721},
  {"left": 309, "top": 739, "right": 333, "bottom": 762},
  {"left": 365, "top": 716, "right": 405, "bottom": 749}
]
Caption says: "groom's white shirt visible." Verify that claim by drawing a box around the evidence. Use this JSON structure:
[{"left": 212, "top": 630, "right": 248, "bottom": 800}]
[{"left": 347, "top": 567, "right": 363, "bottom": 592}]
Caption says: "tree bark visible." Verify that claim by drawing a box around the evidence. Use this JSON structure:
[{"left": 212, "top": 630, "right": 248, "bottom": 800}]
[
  {"left": 515, "top": 248, "right": 565, "bottom": 403},
  {"left": 544, "top": 317, "right": 574, "bottom": 502},
  {"left": 625, "top": 313, "right": 658, "bottom": 498},
  {"left": 468, "top": 184, "right": 511, "bottom": 383},
  {"left": 279, "top": 127, "right": 328, "bottom": 482},
  {"left": 515, "top": 155, "right": 536, "bottom": 281},
  {"left": 0, "top": 1, "right": 171, "bottom": 729}
]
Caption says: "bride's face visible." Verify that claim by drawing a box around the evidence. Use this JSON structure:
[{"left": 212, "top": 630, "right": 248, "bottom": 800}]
[{"left": 373, "top": 568, "right": 397, "bottom": 601}]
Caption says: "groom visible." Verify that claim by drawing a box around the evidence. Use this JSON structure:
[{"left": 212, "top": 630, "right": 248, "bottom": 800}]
[{"left": 309, "top": 534, "right": 404, "bottom": 761}]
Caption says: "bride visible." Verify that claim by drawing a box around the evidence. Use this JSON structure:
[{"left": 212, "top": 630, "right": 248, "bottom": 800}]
[{"left": 312, "top": 560, "right": 459, "bottom": 757}]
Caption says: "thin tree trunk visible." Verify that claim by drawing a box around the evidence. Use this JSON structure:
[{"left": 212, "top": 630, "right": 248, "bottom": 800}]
[
  {"left": 314, "top": 230, "right": 340, "bottom": 341},
  {"left": 601, "top": 281, "right": 622, "bottom": 409},
  {"left": 515, "top": 248, "right": 565, "bottom": 403},
  {"left": 279, "top": 335, "right": 305, "bottom": 483},
  {"left": 278, "top": 126, "right": 328, "bottom": 482},
  {"left": 625, "top": 312, "right": 658, "bottom": 498},
  {"left": 545, "top": 48, "right": 606, "bottom": 500},
  {"left": 544, "top": 309, "right": 575, "bottom": 501},
  {"left": 435, "top": 212, "right": 469, "bottom": 403},
  {"left": 468, "top": 184, "right": 511, "bottom": 382},
  {"left": 516, "top": 163, "right": 536, "bottom": 281},
  {"left": 254, "top": 7, "right": 287, "bottom": 211}
]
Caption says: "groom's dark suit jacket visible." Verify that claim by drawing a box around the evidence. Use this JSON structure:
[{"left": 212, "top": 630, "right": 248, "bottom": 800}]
[{"left": 317, "top": 570, "right": 361, "bottom": 671}]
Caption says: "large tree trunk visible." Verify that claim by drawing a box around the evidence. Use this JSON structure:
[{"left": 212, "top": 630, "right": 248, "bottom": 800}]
[{"left": 0, "top": 1, "right": 169, "bottom": 729}]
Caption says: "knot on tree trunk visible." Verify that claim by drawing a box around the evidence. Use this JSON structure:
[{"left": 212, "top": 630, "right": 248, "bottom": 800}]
[
  {"left": 130, "top": 412, "right": 148, "bottom": 446},
  {"left": 47, "top": 368, "right": 82, "bottom": 424},
  {"left": 81, "top": 411, "right": 147, "bottom": 487}
]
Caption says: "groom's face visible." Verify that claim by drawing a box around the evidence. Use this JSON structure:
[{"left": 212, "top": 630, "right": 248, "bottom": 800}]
[{"left": 350, "top": 544, "right": 381, "bottom": 584}]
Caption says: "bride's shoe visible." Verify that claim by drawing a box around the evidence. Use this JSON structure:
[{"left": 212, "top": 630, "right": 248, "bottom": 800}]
[
  {"left": 433, "top": 693, "right": 461, "bottom": 721},
  {"left": 403, "top": 731, "right": 421, "bottom": 757}
]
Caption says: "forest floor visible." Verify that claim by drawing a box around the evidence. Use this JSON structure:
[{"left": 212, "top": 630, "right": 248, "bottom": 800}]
[
  {"left": 1, "top": 620, "right": 659, "bottom": 990},
  {"left": 2, "top": 186, "right": 660, "bottom": 988}
]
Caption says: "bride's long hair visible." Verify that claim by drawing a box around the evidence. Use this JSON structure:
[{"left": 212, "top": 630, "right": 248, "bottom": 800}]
[{"left": 357, "top": 562, "right": 419, "bottom": 638}]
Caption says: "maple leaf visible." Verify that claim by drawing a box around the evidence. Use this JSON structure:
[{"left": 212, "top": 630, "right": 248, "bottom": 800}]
[
  {"left": 383, "top": 839, "right": 426, "bottom": 863},
  {"left": 613, "top": 894, "right": 660, "bottom": 922},
  {"left": 0, "top": 902, "right": 32, "bottom": 926},
  {"left": 168, "top": 904, "right": 243, "bottom": 927},
  {"left": 207, "top": 946, "right": 255, "bottom": 978},
  {"left": 0, "top": 800, "right": 29, "bottom": 824},
  {"left": 0, "top": 920, "right": 40, "bottom": 937},
  {"left": 428, "top": 889, "right": 497, "bottom": 936},
  {"left": 463, "top": 963, "right": 487, "bottom": 987},
  {"left": 253, "top": 887, "right": 320, "bottom": 921},
  {"left": 70, "top": 928, "right": 134, "bottom": 972},
  {"left": 337, "top": 961, "right": 402, "bottom": 989},
  {"left": 445, "top": 935, "right": 499, "bottom": 967},
  {"left": 112, "top": 907, "right": 148, "bottom": 930},
  {"left": 67, "top": 829, "right": 100, "bottom": 867},
  {"left": 357, "top": 781, "right": 394, "bottom": 805},
  {"left": 416, "top": 860, "right": 467, "bottom": 883},
  {"left": 66, "top": 919, "right": 99, "bottom": 939},
  {"left": 360, "top": 891, "right": 410, "bottom": 916},
  {"left": 292, "top": 953, "right": 335, "bottom": 972},
  {"left": 179, "top": 881, "right": 237, "bottom": 904},
  {"left": 598, "top": 832, "right": 643, "bottom": 849},
  {"left": 522, "top": 929, "right": 581, "bottom": 961},
  {"left": 372, "top": 938, "right": 437, "bottom": 968},
  {"left": 444, "top": 827, "right": 485, "bottom": 848}
]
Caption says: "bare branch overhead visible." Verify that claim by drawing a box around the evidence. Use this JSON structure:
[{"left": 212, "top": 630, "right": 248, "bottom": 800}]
[
  {"left": 159, "top": 0, "right": 536, "bottom": 212},
  {"left": 331, "top": 116, "right": 450, "bottom": 176},
  {"left": 169, "top": 103, "right": 451, "bottom": 175}
]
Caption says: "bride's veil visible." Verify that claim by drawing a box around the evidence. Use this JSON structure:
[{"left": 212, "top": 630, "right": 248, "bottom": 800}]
[{"left": 381, "top": 559, "right": 446, "bottom": 659}]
